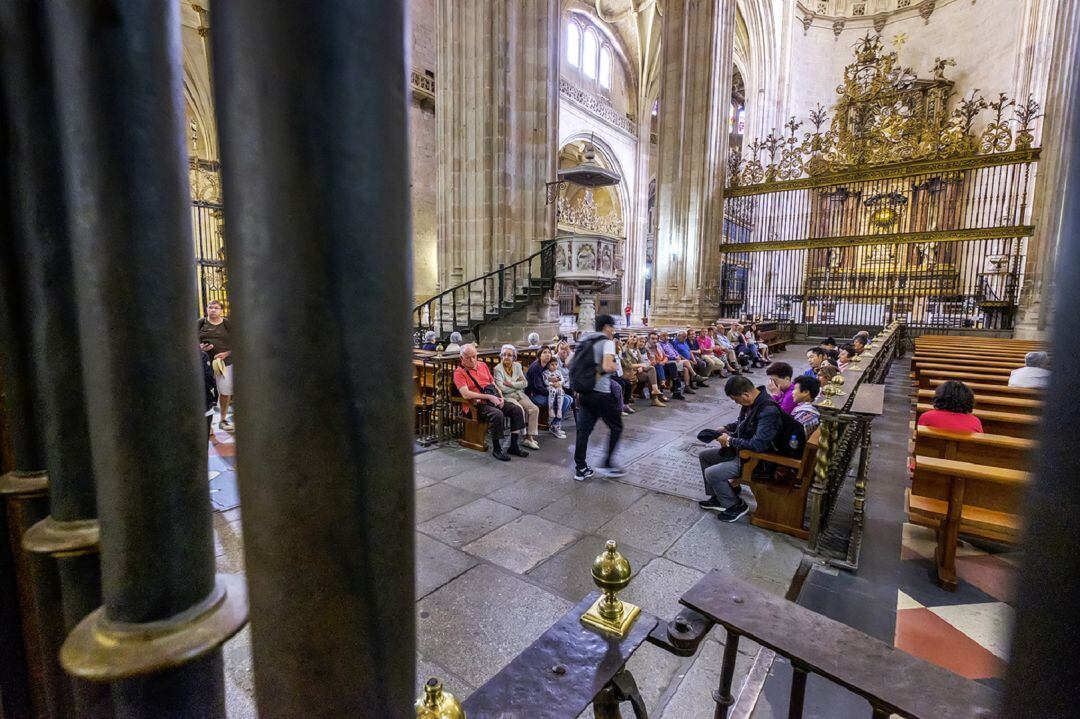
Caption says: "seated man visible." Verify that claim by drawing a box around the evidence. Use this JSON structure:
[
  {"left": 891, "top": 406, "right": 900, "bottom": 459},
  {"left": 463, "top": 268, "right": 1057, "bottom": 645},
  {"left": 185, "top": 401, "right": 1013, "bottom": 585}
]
[
  {"left": 454, "top": 343, "right": 529, "bottom": 462},
  {"left": 659, "top": 331, "right": 698, "bottom": 393},
  {"left": 820, "top": 337, "right": 840, "bottom": 365},
  {"left": 804, "top": 347, "right": 828, "bottom": 377},
  {"left": 697, "top": 376, "right": 782, "bottom": 522},
  {"left": 852, "top": 335, "right": 868, "bottom": 355},
  {"left": 790, "top": 375, "right": 821, "bottom": 435},
  {"left": 1009, "top": 351, "right": 1050, "bottom": 388},
  {"left": 675, "top": 330, "right": 710, "bottom": 386},
  {"left": 765, "top": 362, "right": 796, "bottom": 413},
  {"left": 713, "top": 325, "right": 741, "bottom": 373}
]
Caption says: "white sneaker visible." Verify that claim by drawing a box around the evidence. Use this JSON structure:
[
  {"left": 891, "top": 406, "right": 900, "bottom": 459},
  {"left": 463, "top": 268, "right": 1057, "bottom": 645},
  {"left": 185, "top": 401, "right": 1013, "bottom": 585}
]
[{"left": 522, "top": 438, "right": 540, "bottom": 450}]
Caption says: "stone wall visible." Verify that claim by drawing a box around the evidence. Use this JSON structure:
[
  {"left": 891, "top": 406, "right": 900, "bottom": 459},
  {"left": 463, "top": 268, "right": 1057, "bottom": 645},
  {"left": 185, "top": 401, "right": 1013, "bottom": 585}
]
[{"left": 410, "top": 0, "right": 439, "bottom": 304}]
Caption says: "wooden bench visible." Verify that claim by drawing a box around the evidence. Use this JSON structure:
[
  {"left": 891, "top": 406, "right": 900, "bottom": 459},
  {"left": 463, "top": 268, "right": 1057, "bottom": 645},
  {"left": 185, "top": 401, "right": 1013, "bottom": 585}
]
[
  {"left": 912, "top": 362, "right": 1013, "bottom": 377},
  {"left": 450, "top": 385, "right": 489, "bottom": 451},
  {"left": 739, "top": 429, "right": 820, "bottom": 540},
  {"left": 914, "top": 425, "right": 1034, "bottom": 471},
  {"left": 915, "top": 369, "right": 1011, "bottom": 390},
  {"left": 911, "top": 356, "right": 1026, "bottom": 372},
  {"left": 927, "top": 378, "right": 1043, "bottom": 399},
  {"left": 907, "top": 455, "right": 1027, "bottom": 589},
  {"left": 914, "top": 388, "right": 1042, "bottom": 417},
  {"left": 914, "top": 403, "right": 1038, "bottom": 438},
  {"left": 757, "top": 327, "right": 789, "bottom": 353}
]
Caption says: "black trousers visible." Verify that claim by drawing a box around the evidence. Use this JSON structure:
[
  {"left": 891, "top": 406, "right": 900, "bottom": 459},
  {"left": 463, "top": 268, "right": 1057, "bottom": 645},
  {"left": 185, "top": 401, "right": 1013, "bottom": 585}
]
[
  {"left": 477, "top": 402, "right": 525, "bottom": 447},
  {"left": 574, "top": 391, "right": 623, "bottom": 470}
]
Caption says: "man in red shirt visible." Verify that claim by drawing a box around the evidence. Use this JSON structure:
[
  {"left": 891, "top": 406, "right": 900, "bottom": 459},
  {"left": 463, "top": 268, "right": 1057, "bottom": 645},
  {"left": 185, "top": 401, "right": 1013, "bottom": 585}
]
[{"left": 454, "top": 344, "right": 528, "bottom": 461}]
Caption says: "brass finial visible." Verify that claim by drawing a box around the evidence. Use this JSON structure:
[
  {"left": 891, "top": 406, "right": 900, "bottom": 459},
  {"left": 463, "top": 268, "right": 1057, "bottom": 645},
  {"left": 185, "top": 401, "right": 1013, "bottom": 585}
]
[
  {"left": 818, "top": 384, "right": 837, "bottom": 408},
  {"left": 580, "top": 540, "right": 641, "bottom": 638},
  {"left": 830, "top": 375, "right": 846, "bottom": 396},
  {"left": 852, "top": 352, "right": 862, "bottom": 364},
  {"left": 416, "top": 677, "right": 466, "bottom": 719}
]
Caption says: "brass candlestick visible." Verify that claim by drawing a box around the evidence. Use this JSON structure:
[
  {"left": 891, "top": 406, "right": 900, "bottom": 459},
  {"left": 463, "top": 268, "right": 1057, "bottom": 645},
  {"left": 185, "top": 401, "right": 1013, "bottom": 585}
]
[
  {"left": 581, "top": 540, "right": 641, "bottom": 638},
  {"left": 416, "top": 677, "right": 466, "bottom": 719}
]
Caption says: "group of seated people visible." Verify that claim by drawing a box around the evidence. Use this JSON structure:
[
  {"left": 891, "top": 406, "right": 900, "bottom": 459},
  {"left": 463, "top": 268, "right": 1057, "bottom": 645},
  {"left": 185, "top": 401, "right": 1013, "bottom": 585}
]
[
  {"left": 440, "top": 320, "right": 780, "bottom": 462},
  {"left": 695, "top": 329, "right": 877, "bottom": 522}
]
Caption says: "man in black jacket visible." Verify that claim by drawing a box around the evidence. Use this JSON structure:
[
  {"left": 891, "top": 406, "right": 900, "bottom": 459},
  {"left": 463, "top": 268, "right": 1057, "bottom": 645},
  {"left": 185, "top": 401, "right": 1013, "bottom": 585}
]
[{"left": 697, "top": 375, "right": 782, "bottom": 522}]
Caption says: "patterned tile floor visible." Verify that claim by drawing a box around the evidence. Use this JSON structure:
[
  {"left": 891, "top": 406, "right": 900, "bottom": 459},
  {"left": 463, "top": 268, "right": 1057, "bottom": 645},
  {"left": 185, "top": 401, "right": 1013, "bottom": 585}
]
[
  {"left": 893, "top": 522, "right": 1015, "bottom": 684},
  {"left": 208, "top": 418, "right": 241, "bottom": 512}
]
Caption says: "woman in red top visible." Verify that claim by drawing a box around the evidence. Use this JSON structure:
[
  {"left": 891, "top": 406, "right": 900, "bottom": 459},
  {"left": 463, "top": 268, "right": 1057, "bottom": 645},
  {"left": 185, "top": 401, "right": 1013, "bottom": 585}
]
[{"left": 917, "top": 380, "right": 983, "bottom": 433}]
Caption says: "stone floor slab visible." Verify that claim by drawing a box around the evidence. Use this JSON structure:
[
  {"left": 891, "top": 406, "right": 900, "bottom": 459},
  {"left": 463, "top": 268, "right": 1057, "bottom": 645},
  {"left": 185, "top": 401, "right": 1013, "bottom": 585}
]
[
  {"left": 463, "top": 514, "right": 582, "bottom": 574},
  {"left": 416, "top": 532, "right": 479, "bottom": 599},
  {"left": 487, "top": 473, "right": 578, "bottom": 513},
  {"left": 620, "top": 557, "right": 705, "bottom": 619},
  {"left": 417, "top": 497, "right": 521, "bottom": 547},
  {"left": 538, "top": 479, "right": 647, "bottom": 532},
  {"left": 599, "top": 492, "right": 702, "bottom": 555},
  {"left": 416, "top": 482, "right": 482, "bottom": 524},
  {"left": 658, "top": 638, "right": 756, "bottom": 719},
  {"left": 417, "top": 564, "right": 573, "bottom": 688},
  {"left": 527, "top": 534, "right": 655, "bottom": 603},
  {"left": 444, "top": 461, "right": 537, "bottom": 495}
]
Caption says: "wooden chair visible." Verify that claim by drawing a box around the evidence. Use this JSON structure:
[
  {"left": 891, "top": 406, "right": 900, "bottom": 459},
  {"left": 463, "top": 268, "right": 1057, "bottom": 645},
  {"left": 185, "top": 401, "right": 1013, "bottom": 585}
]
[
  {"left": 739, "top": 429, "right": 820, "bottom": 540},
  {"left": 906, "top": 455, "right": 1027, "bottom": 589}
]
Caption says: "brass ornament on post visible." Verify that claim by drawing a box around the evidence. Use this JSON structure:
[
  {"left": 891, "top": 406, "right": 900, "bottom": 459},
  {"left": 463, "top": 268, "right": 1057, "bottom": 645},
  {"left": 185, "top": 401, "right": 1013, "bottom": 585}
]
[
  {"left": 416, "top": 677, "right": 465, "bottom": 719},
  {"left": 818, "top": 383, "right": 837, "bottom": 408},
  {"left": 580, "top": 540, "right": 641, "bottom": 638},
  {"left": 830, "top": 375, "right": 846, "bottom": 396}
]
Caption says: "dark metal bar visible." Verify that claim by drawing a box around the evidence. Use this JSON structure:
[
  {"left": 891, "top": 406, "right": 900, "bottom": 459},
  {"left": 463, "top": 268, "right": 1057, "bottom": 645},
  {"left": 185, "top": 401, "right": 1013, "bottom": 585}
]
[
  {"left": 788, "top": 665, "right": 808, "bottom": 719},
  {"left": 213, "top": 0, "right": 415, "bottom": 715},
  {"left": 712, "top": 630, "right": 742, "bottom": 719},
  {"left": 43, "top": 1, "right": 245, "bottom": 714},
  {"left": 0, "top": 2, "right": 111, "bottom": 715}
]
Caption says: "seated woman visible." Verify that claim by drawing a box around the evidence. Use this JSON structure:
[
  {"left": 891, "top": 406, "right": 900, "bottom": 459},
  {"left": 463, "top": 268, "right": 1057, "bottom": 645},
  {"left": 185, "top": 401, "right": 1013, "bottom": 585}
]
[
  {"left": 611, "top": 338, "right": 634, "bottom": 415},
  {"left": 494, "top": 345, "right": 542, "bottom": 449},
  {"left": 917, "top": 380, "right": 983, "bottom": 433},
  {"left": 695, "top": 328, "right": 727, "bottom": 378},
  {"left": 815, "top": 363, "right": 838, "bottom": 395},
  {"left": 444, "top": 331, "right": 463, "bottom": 354},
  {"left": 421, "top": 330, "right": 438, "bottom": 351},
  {"left": 622, "top": 336, "right": 666, "bottom": 406},
  {"left": 837, "top": 343, "right": 856, "bottom": 372},
  {"left": 745, "top": 322, "right": 772, "bottom": 363},
  {"left": 526, "top": 346, "right": 573, "bottom": 437}
]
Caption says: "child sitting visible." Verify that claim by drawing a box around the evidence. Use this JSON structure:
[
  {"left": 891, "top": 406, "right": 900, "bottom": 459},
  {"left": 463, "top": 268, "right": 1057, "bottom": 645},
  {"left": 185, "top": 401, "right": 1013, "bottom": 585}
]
[
  {"left": 543, "top": 358, "right": 567, "bottom": 436},
  {"left": 790, "top": 375, "right": 821, "bottom": 436}
]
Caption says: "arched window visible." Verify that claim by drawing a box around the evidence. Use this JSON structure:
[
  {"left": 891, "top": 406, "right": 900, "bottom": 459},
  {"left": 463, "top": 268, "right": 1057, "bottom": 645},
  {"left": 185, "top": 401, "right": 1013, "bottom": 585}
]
[
  {"left": 566, "top": 22, "right": 580, "bottom": 67},
  {"left": 583, "top": 29, "right": 598, "bottom": 79},
  {"left": 599, "top": 47, "right": 612, "bottom": 89}
]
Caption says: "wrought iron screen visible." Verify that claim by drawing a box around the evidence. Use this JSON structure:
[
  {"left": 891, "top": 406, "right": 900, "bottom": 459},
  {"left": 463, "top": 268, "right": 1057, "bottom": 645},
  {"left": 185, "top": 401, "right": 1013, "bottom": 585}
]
[
  {"left": 720, "top": 33, "right": 1041, "bottom": 331},
  {"left": 192, "top": 199, "right": 229, "bottom": 313}
]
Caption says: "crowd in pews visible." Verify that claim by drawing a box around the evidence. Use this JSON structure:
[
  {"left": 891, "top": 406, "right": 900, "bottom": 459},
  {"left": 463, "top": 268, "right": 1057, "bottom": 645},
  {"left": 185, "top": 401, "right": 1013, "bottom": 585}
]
[{"left": 906, "top": 335, "right": 1048, "bottom": 590}]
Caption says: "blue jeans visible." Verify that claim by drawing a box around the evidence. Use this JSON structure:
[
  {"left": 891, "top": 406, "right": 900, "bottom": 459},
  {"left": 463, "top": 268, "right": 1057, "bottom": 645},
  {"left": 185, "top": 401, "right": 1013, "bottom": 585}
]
[{"left": 531, "top": 393, "right": 573, "bottom": 419}]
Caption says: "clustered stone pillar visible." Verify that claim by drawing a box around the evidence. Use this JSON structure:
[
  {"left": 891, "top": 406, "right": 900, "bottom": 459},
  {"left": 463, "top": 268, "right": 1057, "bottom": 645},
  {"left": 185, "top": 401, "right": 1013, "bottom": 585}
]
[
  {"left": 436, "top": 0, "right": 558, "bottom": 291},
  {"left": 213, "top": 0, "right": 416, "bottom": 715},
  {"left": 1014, "top": 0, "right": 1080, "bottom": 339},
  {"left": 651, "top": 0, "right": 736, "bottom": 324}
]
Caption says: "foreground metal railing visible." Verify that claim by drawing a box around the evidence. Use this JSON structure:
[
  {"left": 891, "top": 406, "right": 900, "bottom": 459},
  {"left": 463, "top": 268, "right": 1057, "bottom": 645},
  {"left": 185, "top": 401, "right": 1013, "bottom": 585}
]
[{"left": 420, "top": 544, "right": 999, "bottom": 718}]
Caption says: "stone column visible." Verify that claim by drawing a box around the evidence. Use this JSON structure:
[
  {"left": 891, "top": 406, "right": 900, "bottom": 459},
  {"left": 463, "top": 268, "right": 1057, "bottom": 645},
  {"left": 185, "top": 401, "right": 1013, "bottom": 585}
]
[
  {"left": 651, "top": 0, "right": 736, "bottom": 324},
  {"left": 1014, "top": 0, "right": 1080, "bottom": 338},
  {"left": 436, "top": 0, "right": 558, "bottom": 291}
]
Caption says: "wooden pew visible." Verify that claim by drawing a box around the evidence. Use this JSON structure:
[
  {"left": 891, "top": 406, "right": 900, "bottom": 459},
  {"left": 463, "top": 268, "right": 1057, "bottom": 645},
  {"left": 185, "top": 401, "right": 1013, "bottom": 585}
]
[
  {"left": 927, "top": 378, "right": 1043, "bottom": 399},
  {"left": 913, "top": 362, "right": 1013, "bottom": 377},
  {"left": 914, "top": 425, "right": 1034, "bottom": 471},
  {"left": 915, "top": 369, "right": 1011, "bottom": 390},
  {"left": 912, "top": 356, "right": 1026, "bottom": 371},
  {"left": 915, "top": 403, "right": 1038, "bottom": 438},
  {"left": 906, "top": 456, "right": 1027, "bottom": 589},
  {"left": 915, "top": 389, "right": 1042, "bottom": 417},
  {"left": 739, "top": 429, "right": 820, "bottom": 540}
]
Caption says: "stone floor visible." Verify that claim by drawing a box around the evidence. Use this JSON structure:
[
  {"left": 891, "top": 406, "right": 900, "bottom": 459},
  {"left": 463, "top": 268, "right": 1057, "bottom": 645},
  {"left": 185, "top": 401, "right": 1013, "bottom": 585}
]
[{"left": 215, "top": 346, "right": 817, "bottom": 717}]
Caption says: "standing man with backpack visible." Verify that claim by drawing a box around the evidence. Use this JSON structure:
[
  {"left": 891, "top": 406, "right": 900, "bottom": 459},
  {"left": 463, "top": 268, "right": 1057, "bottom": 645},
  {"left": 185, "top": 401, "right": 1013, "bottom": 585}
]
[
  {"left": 570, "top": 314, "right": 625, "bottom": 481},
  {"left": 199, "top": 299, "right": 234, "bottom": 432}
]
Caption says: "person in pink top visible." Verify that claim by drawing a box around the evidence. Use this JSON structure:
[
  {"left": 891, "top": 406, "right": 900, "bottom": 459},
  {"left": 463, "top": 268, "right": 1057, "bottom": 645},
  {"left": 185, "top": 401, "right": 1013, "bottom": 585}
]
[
  {"left": 765, "top": 362, "right": 797, "bottom": 414},
  {"left": 917, "top": 380, "right": 983, "bottom": 433}
]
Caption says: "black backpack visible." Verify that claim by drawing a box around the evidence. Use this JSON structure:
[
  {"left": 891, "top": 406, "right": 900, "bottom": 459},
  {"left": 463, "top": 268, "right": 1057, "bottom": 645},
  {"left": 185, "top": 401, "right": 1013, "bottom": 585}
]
[
  {"left": 568, "top": 335, "right": 605, "bottom": 394},
  {"left": 774, "top": 409, "right": 807, "bottom": 458}
]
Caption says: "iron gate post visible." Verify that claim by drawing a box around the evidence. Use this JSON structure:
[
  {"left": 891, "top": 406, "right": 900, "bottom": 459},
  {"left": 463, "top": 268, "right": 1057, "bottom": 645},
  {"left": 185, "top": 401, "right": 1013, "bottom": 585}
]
[
  {"left": 0, "top": 2, "right": 112, "bottom": 716},
  {"left": 212, "top": 0, "right": 415, "bottom": 716},
  {"left": 42, "top": 1, "right": 247, "bottom": 715}
]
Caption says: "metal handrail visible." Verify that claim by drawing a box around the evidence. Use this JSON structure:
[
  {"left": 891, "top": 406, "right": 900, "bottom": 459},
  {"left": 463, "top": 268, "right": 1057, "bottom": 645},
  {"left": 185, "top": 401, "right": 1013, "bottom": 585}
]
[{"left": 413, "top": 243, "right": 556, "bottom": 343}]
